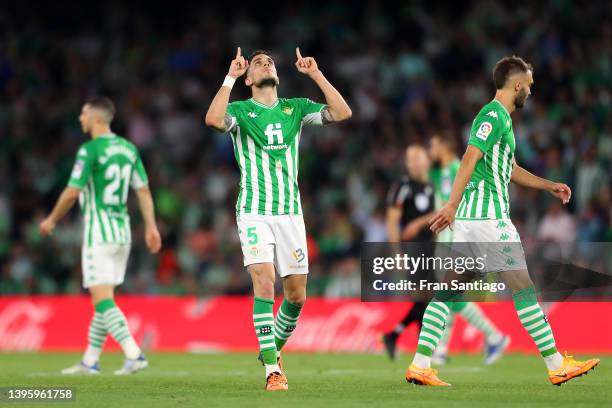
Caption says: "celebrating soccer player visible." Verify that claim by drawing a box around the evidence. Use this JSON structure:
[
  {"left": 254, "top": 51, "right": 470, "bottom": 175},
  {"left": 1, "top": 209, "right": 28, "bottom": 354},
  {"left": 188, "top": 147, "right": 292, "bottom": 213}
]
[
  {"left": 205, "top": 47, "right": 351, "bottom": 391},
  {"left": 405, "top": 56, "right": 599, "bottom": 386},
  {"left": 39, "top": 97, "right": 162, "bottom": 375}
]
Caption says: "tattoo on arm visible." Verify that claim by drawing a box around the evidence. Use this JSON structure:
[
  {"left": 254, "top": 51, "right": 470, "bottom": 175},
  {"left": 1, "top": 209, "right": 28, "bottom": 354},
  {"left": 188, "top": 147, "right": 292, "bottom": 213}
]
[
  {"left": 222, "top": 113, "right": 234, "bottom": 132},
  {"left": 321, "top": 107, "right": 334, "bottom": 125}
]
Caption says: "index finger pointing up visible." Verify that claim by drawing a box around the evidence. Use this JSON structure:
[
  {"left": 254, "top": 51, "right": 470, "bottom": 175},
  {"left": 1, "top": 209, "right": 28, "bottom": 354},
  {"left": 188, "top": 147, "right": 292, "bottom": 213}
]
[
  {"left": 296, "top": 47, "right": 303, "bottom": 59},
  {"left": 236, "top": 47, "right": 241, "bottom": 59}
]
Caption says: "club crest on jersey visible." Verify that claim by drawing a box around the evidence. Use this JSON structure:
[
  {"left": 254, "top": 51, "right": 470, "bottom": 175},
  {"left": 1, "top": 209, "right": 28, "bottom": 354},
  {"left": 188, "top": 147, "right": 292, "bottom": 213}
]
[
  {"left": 282, "top": 106, "right": 294, "bottom": 115},
  {"left": 476, "top": 122, "right": 493, "bottom": 141},
  {"left": 486, "top": 110, "right": 498, "bottom": 119}
]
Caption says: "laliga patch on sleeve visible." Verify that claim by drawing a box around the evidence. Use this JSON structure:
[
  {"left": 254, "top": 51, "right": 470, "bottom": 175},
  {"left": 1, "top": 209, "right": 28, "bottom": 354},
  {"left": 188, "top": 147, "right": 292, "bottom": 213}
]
[
  {"left": 476, "top": 122, "right": 493, "bottom": 141},
  {"left": 71, "top": 159, "right": 85, "bottom": 179}
]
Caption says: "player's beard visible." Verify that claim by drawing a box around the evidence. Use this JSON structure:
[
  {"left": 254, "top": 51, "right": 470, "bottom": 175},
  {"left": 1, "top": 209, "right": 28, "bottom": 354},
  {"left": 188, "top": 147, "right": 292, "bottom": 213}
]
[
  {"left": 514, "top": 88, "right": 528, "bottom": 109},
  {"left": 255, "top": 76, "right": 279, "bottom": 88}
]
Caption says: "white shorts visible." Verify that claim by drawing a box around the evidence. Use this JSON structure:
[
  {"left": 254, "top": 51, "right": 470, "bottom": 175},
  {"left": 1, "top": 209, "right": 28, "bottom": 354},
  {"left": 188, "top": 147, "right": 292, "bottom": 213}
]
[
  {"left": 452, "top": 219, "right": 527, "bottom": 273},
  {"left": 237, "top": 214, "right": 308, "bottom": 277},
  {"left": 82, "top": 244, "right": 131, "bottom": 288}
]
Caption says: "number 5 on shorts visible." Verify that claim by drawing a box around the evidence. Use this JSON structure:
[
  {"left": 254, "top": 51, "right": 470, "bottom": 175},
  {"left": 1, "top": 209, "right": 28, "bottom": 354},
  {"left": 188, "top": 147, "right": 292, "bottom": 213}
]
[{"left": 247, "top": 227, "right": 258, "bottom": 244}]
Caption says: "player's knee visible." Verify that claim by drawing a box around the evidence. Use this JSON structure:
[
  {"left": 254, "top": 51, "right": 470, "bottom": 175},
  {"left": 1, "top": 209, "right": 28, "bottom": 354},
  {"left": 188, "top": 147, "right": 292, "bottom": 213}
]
[
  {"left": 286, "top": 290, "right": 306, "bottom": 306},
  {"left": 255, "top": 281, "right": 275, "bottom": 299},
  {"left": 250, "top": 267, "right": 275, "bottom": 298},
  {"left": 89, "top": 285, "right": 114, "bottom": 305}
]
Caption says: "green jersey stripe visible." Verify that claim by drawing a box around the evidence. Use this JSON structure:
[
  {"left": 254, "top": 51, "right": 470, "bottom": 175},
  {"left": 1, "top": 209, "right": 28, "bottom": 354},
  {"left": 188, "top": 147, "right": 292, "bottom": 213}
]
[
  {"left": 294, "top": 127, "right": 302, "bottom": 215},
  {"left": 111, "top": 217, "right": 121, "bottom": 242},
  {"left": 275, "top": 159, "right": 285, "bottom": 214},
  {"left": 89, "top": 180, "right": 107, "bottom": 243},
  {"left": 235, "top": 128, "right": 248, "bottom": 214},
  {"left": 457, "top": 195, "right": 467, "bottom": 218},
  {"left": 500, "top": 143, "right": 510, "bottom": 203},
  {"left": 83, "top": 186, "right": 93, "bottom": 247},
  {"left": 466, "top": 188, "right": 476, "bottom": 217},
  {"left": 101, "top": 211, "right": 115, "bottom": 242},
  {"left": 118, "top": 216, "right": 129, "bottom": 244},
  {"left": 475, "top": 180, "right": 485, "bottom": 217},
  {"left": 113, "top": 217, "right": 122, "bottom": 243},
  {"left": 282, "top": 156, "right": 290, "bottom": 214},
  {"left": 492, "top": 143, "right": 506, "bottom": 218},
  {"left": 252, "top": 137, "right": 265, "bottom": 215},
  {"left": 502, "top": 144, "right": 512, "bottom": 208},
  {"left": 285, "top": 147, "right": 295, "bottom": 214},
  {"left": 261, "top": 149, "right": 273, "bottom": 214},
  {"left": 246, "top": 135, "right": 259, "bottom": 213}
]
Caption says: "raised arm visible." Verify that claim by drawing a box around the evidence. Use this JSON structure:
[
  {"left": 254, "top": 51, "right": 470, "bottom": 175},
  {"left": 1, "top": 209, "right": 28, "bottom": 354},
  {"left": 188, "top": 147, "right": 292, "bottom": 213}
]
[
  {"left": 295, "top": 47, "right": 352, "bottom": 124},
  {"left": 429, "top": 145, "right": 483, "bottom": 234},
  {"left": 511, "top": 161, "right": 571, "bottom": 204},
  {"left": 205, "top": 47, "right": 249, "bottom": 132},
  {"left": 135, "top": 186, "right": 162, "bottom": 254},
  {"left": 39, "top": 187, "right": 81, "bottom": 235}
]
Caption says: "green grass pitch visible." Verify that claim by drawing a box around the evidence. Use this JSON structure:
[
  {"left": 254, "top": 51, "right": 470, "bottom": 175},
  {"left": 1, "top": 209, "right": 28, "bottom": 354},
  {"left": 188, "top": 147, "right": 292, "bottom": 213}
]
[{"left": 0, "top": 352, "right": 609, "bottom": 407}]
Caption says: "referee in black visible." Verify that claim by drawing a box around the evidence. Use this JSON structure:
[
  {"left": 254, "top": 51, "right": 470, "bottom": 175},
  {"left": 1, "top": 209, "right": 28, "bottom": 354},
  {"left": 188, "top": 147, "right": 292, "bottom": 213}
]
[{"left": 382, "top": 144, "right": 435, "bottom": 360}]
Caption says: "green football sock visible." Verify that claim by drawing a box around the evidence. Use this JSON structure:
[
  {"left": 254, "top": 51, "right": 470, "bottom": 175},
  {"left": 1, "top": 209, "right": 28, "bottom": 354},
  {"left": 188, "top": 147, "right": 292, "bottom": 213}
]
[
  {"left": 274, "top": 298, "right": 302, "bottom": 352},
  {"left": 513, "top": 286, "right": 558, "bottom": 357},
  {"left": 82, "top": 311, "right": 106, "bottom": 366},
  {"left": 436, "top": 311, "right": 455, "bottom": 352},
  {"left": 96, "top": 298, "right": 141, "bottom": 359},
  {"left": 415, "top": 301, "right": 450, "bottom": 357},
  {"left": 458, "top": 302, "right": 502, "bottom": 343},
  {"left": 253, "top": 297, "right": 277, "bottom": 365}
]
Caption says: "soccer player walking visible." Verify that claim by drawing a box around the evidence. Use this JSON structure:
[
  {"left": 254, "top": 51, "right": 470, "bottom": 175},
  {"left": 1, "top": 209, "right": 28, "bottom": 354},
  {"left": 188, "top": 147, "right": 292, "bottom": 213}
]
[
  {"left": 40, "top": 97, "right": 161, "bottom": 375},
  {"left": 405, "top": 56, "right": 599, "bottom": 386},
  {"left": 428, "top": 133, "right": 510, "bottom": 366},
  {"left": 205, "top": 47, "right": 351, "bottom": 390},
  {"left": 382, "top": 142, "right": 509, "bottom": 365}
]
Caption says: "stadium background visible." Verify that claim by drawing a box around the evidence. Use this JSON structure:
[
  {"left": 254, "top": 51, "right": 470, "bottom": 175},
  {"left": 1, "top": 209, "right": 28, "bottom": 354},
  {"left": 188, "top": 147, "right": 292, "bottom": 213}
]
[{"left": 1, "top": 1, "right": 611, "bottom": 354}]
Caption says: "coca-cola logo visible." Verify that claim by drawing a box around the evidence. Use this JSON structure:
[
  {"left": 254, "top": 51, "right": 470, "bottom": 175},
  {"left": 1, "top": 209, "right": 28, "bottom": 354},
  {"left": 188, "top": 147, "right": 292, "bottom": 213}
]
[
  {"left": 288, "top": 303, "right": 385, "bottom": 351},
  {"left": 0, "top": 301, "right": 51, "bottom": 351}
]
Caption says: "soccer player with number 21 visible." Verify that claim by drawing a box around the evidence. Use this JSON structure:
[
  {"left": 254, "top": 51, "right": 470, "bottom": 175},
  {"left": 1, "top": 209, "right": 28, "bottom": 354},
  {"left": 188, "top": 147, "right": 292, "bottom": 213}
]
[
  {"left": 205, "top": 47, "right": 351, "bottom": 391},
  {"left": 40, "top": 97, "right": 162, "bottom": 375}
]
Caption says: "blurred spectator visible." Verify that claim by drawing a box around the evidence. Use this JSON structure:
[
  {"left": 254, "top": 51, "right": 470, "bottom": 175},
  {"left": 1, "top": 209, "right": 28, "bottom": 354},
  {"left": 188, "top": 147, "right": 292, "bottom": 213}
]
[
  {"left": 537, "top": 201, "right": 577, "bottom": 243},
  {"left": 1, "top": 1, "right": 611, "bottom": 295}
]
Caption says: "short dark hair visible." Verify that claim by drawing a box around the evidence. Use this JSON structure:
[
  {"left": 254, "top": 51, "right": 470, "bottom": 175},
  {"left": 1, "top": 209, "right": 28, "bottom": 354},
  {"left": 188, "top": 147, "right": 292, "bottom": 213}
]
[
  {"left": 86, "top": 96, "right": 116, "bottom": 122},
  {"left": 432, "top": 131, "right": 458, "bottom": 155},
  {"left": 493, "top": 56, "right": 533, "bottom": 89},
  {"left": 247, "top": 49, "right": 273, "bottom": 64}
]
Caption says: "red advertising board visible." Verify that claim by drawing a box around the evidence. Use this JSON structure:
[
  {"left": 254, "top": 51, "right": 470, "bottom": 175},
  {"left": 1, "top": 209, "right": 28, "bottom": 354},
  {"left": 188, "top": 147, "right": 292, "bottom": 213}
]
[{"left": 0, "top": 296, "right": 610, "bottom": 353}]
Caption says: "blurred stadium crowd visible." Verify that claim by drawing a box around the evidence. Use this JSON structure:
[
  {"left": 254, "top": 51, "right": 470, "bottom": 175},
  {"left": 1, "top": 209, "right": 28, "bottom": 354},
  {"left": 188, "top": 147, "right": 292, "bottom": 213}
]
[{"left": 1, "top": 1, "right": 610, "bottom": 295}]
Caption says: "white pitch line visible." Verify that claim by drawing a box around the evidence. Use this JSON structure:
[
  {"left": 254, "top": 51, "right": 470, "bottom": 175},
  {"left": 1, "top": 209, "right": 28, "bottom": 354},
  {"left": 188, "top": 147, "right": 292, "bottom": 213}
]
[{"left": 27, "top": 371, "right": 192, "bottom": 377}]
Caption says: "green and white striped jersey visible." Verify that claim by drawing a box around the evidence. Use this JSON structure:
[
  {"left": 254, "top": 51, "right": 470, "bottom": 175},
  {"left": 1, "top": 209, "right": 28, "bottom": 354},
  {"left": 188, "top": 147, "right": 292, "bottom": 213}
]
[
  {"left": 68, "top": 134, "right": 148, "bottom": 247},
  {"left": 226, "top": 98, "right": 326, "bottom": 216},
  {"left": 456, "top": 99, "right": 515, "bottom": 220},
  {"left": 429, "top": 159, "right": 460, "bottom": 242}
]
